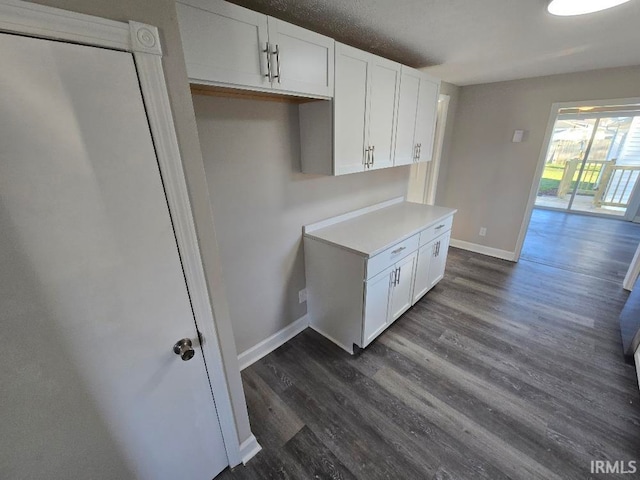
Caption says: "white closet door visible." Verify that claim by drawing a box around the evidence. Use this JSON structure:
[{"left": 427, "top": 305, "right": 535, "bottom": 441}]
[
  {"left": 0, "top": 33, "right": 227, "bottom": 480},
  {"left": 367, "top": 55, "right": 401, "bottom": 171}
]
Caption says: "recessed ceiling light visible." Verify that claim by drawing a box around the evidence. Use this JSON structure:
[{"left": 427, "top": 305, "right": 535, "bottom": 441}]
[{"left": 548, "top": 0, "right": 631, "bottom": 16}]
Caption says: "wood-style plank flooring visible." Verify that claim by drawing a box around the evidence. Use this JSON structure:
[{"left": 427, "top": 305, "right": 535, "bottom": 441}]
[{"left": 219, "top": 209, "right": 640, "bottom": 480}]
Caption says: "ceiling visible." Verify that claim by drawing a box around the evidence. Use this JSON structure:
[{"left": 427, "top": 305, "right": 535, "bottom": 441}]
[{"left": 227, "top": 0, "right": 640, "bottom": 86}]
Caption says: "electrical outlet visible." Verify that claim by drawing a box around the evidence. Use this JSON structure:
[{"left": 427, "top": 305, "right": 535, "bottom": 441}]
[
  {"left": 298, "top": 288, "right": 307, "bottom": 304},
  {"left": 479, "top": 227, "right": 487, "bottom": 237}
]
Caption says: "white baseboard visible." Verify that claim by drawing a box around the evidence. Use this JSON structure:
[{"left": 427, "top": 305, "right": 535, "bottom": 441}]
[
  {"left": 237, "top": 314, "right": 310, "bottom": 370},
  {"left": 238, "top": 434, "right": 261, "bottom": 465},
  {"left": 450, "top": 239, "right": 516, "bottom": 262}
]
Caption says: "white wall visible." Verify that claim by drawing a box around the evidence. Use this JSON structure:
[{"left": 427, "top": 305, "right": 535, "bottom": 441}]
[
  {"left": 439, "top": 65, "right": 640, "bottom": 255},
  {"left": 30, "top": 0, "right": 253, "bottom": 444},
  {"left": 193, "top": 95, "right": 411, "bottom": 354}
]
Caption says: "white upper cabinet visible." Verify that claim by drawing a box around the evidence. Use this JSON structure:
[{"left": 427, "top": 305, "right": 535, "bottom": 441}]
[
  {"left": 267, "top": 18, "right": 334, "bottom": 98},
  {"left": 177, "top": 0, "right": 334, "bottom": 98},
  {"left": 414, "top": 71, "right": 440, "bottom": 162},
  {"left": 176, "top": 0, "right": 270, "bottom": 90},
  {"left": 300, "top": 43, "right": 401, "bottom": 176},
  {"left": 394, "top": 67, "right": 422, "bottom": 166},
  {"left": 393, "top": 66, "right": 440, "bottom": 166},
  {"left": 367, "top": 57, "right": 401, "bottom": 171},
  {"left": 334, "top": 44, "right": 370, "bottom": 175}
]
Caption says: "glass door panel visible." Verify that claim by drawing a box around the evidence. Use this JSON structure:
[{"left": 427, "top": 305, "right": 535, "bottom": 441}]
[
  {"left": 535, "top": 118, "right": 596, "bottom": 210},
  {"left": 570, "top": 116, "right": 638, "bottom": 217}
]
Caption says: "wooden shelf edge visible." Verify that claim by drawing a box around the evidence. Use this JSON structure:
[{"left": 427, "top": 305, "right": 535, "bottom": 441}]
[{"left": 190, "top": 84, "right": 324, "bottom": 104}]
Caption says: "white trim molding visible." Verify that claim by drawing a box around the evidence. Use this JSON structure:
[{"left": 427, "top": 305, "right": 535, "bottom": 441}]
[
  {"left": 450, "top": 239, "right": 516, "bottom": 262},
  {"left": 0, "top": 0, "right": 248, "bottom": 468},
  {"left": 238, "top": 315, "right": 310, "bottom": 370},
  {"left": 239, "top": 434, "right": 262, "bottom": 465},
  {"left": 0, "top": 0, "right": 130, "bottom": 50},
  {"left": 624, "top": 242, "right": 640, "bottom": 291}
]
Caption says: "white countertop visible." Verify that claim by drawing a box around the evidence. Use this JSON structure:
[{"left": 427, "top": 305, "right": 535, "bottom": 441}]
[{"left": 304, "top": 201, "right": 457, "bottom": 257}]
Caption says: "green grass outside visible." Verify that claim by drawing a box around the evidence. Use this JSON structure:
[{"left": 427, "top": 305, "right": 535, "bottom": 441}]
[
  {"left": 537, "top": 163, "right": 602, "bottom": 196},
  {"left": 538, "top": 165, "right": 602, "bottom": 196},
  {"left": 537, "top": 165, "right": 564, "bottom": 195}
]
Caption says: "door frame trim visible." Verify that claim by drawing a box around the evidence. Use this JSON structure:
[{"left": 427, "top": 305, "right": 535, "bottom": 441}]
[
  {"left": 514, "top": 96, "right": 640, "bottom": 262},
  {"left": 0, "top": 0, "right": 249, "bottom": 467}
]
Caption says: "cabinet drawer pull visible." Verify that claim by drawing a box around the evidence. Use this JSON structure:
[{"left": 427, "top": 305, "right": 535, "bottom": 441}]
[
  {"left": 435, "top": 224, "right": 446, "bottom": 230},
  {"left": 391, "top": 246, "right": 406, "bottom": 255}
]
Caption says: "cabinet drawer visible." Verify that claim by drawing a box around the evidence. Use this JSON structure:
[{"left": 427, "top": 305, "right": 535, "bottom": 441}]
[
  {"left": 420, "top": 215, "right": 453, "bottom": 246},
  {"left": 366, "top": 233, "right": 419, "bottom": 279}
]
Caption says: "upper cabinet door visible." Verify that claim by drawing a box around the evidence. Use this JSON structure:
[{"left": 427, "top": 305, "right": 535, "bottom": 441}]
[
  {"left": 177, "top": 0, "right": 270, "bottom": 89},
  {"left": 394, "top": 67, "right": 421, "bottom": 167},
  {"left": 367, "top": 56, "right": 401, "bottom": 171},
  {"left": 267, "top": 18, "right": 334, "bottom": 98},
  {"left": 334, "top": 43, "right": 369, "bottom": 175},
  {"left": 414, "top": 73, "right": 440, "bottom": 162}
]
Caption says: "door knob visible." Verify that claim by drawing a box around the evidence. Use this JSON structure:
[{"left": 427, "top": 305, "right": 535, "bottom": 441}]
[{"left": 173, "top": 338, "right": 195, "bottom": 361}]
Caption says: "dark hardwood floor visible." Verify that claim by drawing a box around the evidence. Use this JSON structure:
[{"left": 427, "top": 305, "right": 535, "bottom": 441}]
[
  {"left": 220, "top": 209, "right": 640, "bottom": 480},
  {"left": 521, "top": 208, "right": 640, "bottom": 283}
]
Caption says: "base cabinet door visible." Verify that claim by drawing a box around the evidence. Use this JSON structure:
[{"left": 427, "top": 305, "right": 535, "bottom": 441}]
[
  {"left": 428, "top": 231, "right": 451, "bottom": 289},
  {"left": 177, "top": 0, "right": 270, "bottom": 89},
  {"left": 389, "top": 252, "right": 417, "bottom": 321},
  {"left": 412, "top": 242, "right": 433, "bottom": 304},
  {"left": 363, "top": 268, "right": 393, "bottom": 346},
  {"left": 267, "top": 18, "right": 334, "bottom": 97}
]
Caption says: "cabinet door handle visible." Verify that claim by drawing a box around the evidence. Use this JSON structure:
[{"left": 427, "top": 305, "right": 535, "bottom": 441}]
[
  {"left": 417, "top": 143, "right": 422, "bottom": 160},
  {"left": 363, "top": 146, "right": 369, "bottom": 166},
  {"left": 396, "top": 266, "right": 401, "bottom": 285},
  {"left": 263, "top": 42, "right": 272, "bottom": 81},
  {"left": 391, "top": 246, "right": 406, "bottom": 255},
  {"left": 272, "top": 44, "right": 281, "bottom": 83},
  {"left": 390, "top": 268, "right": 397, "bottom": 286},
  {"left": 371, "top": 145, "right": 375, "bottom": 166},
  {"left": 437, "top": 241, "right": 440, "bottom": 256}
]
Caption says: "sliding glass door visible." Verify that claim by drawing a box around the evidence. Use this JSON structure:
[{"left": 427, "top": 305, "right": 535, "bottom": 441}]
[{"left": 535, "top": 104, "right": 640, "bottom": 219}]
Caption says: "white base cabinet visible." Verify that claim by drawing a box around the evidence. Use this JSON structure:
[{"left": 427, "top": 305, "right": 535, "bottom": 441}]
[{"left": 304, "top": 200, "right": 456, "bottom": 353}]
